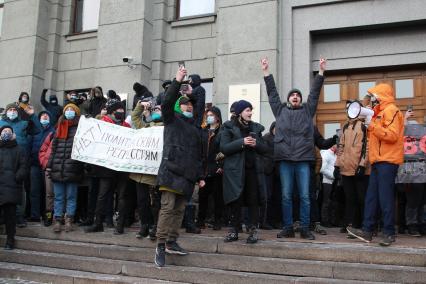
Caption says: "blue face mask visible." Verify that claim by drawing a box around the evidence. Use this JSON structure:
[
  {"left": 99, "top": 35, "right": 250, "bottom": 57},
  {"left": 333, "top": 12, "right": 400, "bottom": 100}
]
[
  {"left": 1, "top": 132, "right": 13, "bottom": 142},
  {"left": 183, "top": 111, "right": 193, "bottom": 119},
  {"left": 151, "top": 113, "right": 161, "bottom": 121},
  {"left": 206, "top": 115, "right": 215, "bottom": 125},
  {"left": 7, "top": 112, "right": 18, "bottom": 121},
  {"left": 64, "top": 110, "right": 75, "bottom": 120},
  {"left": 40, "top": 119, "right": 50, "bottom": 126}
]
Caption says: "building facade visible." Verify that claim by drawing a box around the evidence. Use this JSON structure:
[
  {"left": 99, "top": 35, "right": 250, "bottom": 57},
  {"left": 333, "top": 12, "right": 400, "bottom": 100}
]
[{"left": 1, "top": 0, "right": 425, "bottom": 135}]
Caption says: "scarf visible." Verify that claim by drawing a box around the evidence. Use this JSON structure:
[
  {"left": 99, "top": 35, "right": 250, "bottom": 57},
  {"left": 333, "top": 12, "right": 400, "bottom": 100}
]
[{"left": 56, "top": 117, "right": 77, "bottom": 139}]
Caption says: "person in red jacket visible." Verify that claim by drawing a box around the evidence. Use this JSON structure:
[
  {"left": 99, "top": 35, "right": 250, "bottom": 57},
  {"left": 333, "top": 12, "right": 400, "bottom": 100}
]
[{"left": 85, "top": 98, "right": 131, "bottom": 235}]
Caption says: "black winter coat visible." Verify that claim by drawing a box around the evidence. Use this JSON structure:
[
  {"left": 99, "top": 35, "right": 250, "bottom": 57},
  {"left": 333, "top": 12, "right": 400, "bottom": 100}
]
[
  {"left": 47, "top": 121, "right": 84, "bottom": 183},
  {"left": 201, "top": 127, "right": 222, "bottom": 178},
  {"left": 188, "top": 74, "right": 206, "bottom": 128},
  {"left": 89, "top": 97, "right": 107, "bottom": 118},
  {"left": 264, "top": 74, "right": 324, "bottom": 162},
  {"left": 40, "top": 90, "right": 63, "bottom": 126},
  {"left": 220, "top": 119, "right": 268, "bottom": 205},
  {"left": 0, "top": 140, "right": 29, "bottom": 205},
  {"left": 156, "top": 80, "right": 204, "bottom": 197}
]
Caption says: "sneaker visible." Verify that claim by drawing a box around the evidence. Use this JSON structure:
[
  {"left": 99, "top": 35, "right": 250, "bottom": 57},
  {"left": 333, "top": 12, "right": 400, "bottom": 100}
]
[
  {"left": 277, "top": 228, "right": 295, "bottom": 238},
  {"left": 300, "top": 228, "right": 315, "bottom": 240},
  {"left": 260, "top": 223, "right": 273, "bottom": 230},
  {"left": 346, "top": 227, "right": 372, "bottom": 243},
  {"left": 165, "top": 241, "right": 188, "bottom": 255},
  {"left": 148, "top": 226, "right": 157, "bottom": 241},
  {"left": 313, "top": 222, "right": 327, "bottom": 235},
  {"left": 379, "top": 235, "right": 395, "bottom": 247},
  {"left": 224, "top": 229, "right": 239, "bottom": 242},
  {"left": 407, "top": 225, "right": 421, "bottom": 237},
  {"left": 246, "top": 227, "right": 258, "bottom": 244},
  {"left": 155, "top": 243, "right": 166, "bottom": 267},
  {"left": 4, "top": 238, "right": 14, "bottom": 250},
  {"left": 136, "top": 224, "right": 149, "bottom": 239}
]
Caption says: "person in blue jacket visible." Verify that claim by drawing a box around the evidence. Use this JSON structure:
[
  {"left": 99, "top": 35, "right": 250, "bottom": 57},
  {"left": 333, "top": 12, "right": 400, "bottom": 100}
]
[{"left": 29, "top": 111, "right": 56, "bottom": 222}]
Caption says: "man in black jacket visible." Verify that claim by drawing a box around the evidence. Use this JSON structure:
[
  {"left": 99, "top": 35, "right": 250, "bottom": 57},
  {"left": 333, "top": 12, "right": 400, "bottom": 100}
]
[
  {"left": 40, "top": 89, "right": 63, "bottom": 126},
  {"left": 261, "top": 57, "right": 326, "bottom": 240},
  {"left": 154, "top": 66, "right": 205, "bottom": 267}
]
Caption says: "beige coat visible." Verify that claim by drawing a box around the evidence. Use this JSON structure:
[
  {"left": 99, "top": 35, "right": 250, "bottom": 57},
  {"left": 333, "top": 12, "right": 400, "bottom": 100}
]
[{"left": 335, "top": 119, "right": 370, "bottom": 176}]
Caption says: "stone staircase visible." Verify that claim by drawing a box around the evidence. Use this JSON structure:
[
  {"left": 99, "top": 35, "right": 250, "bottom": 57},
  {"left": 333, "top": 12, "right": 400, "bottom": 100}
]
[{"left": 0, "top": 225, "right": 425, "bottom": 283}]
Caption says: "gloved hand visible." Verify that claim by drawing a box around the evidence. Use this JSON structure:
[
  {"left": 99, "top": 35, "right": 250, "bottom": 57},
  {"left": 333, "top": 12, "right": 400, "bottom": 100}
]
[
  {"left": 332, "top": 135, "right": 339, "bottom": 145},
  {"left": 355, "top": 166, "right": 365, "bottom": 177},
  {"left": 333, "top": 166, "right": 341, "bottom": 180}
]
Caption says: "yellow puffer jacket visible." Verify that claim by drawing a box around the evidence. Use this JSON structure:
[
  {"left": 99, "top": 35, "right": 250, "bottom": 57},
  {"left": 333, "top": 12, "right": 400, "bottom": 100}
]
[{"left": 367, "top": 84, "right": 404, "bottom": 165}]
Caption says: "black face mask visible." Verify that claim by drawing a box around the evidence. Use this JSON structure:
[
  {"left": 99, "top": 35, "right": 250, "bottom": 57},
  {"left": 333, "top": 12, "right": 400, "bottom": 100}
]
[{"left": 114, "top": 111, "right": 125, "bottom": 121}]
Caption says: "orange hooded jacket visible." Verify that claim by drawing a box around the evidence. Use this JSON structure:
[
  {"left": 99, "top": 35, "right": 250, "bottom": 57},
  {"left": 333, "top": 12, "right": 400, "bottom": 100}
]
[{"left": 367, "top": 84, "right": 404, "bottom": 165}]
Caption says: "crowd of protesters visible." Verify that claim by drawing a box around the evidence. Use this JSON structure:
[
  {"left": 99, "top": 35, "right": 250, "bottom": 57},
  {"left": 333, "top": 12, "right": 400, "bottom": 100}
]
[{"left": 0, "top": 59, "right": 425, "bottom": 267}]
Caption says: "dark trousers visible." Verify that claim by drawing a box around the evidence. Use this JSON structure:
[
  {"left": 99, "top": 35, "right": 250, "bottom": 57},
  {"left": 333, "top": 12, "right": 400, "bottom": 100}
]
[
  {"left": 1, "top": 203, "right": 16, "bottom": 242},
  {"left": 30, "top": 165, "right": 44, "bottom": 219},
  {"left": 95, "top": 176, "right": 128, "bottom": 226},
  {"left": 136, "top": 183, "right": 152, "bottom": 225},
  {"left": 198, "top": 175, "right": 223, "bottom": 224},
  {"left": 229, "top": 167, "right": 259, "bottom": 229},
  {"left": 342, "top": 175, "right": 368, "bottom": 227},
  {"left": 321, "top": 183, "right": 333, "bottom": 224},
  {"left": 309, "top": 165, "right": 320, "bottom": 223},
  {"left": 363, "top": 162, "right": 399, "bottom": 236},
  {"left": 87, "top": 178, "right": 100, "bottom": 220},
  {"left": 405, "top": 183, "right": 426, "bottom": 226}
]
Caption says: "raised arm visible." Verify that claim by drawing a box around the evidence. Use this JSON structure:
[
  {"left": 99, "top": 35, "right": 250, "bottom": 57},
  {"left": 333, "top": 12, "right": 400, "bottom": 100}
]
[
  {"left": 40, "top": 89, "right": 49, "bottom": 108},
  {"left": 261, "top": 58, "right": 282, "bottom": 117},
  {"left": 161, "top": 67, "right": 186, "bottom": 125},
  {"left": 307, "top": 58, "right": 326, "bottom": 117}
]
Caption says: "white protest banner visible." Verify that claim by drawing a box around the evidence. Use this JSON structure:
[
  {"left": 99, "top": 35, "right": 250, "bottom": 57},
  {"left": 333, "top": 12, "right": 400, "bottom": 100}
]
[{"left": 71, "top": 116, "right": 163, "bottom": 174}]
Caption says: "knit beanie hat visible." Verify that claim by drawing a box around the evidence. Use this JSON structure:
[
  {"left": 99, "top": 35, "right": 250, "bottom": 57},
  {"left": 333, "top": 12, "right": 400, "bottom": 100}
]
[
  {"left": 287, "top": 88, "right": 302, "bottom": 102},
  {"left": 6, "top": 103, "right": 18, "bottom": 112},
  {"left": 63, "top": 103, "right": 81, "bottom": 116},
  {"left": 0, "top": 125, "right": 14, "bottom": 134},
  {"left": 106, "top": 98, "right": 123, "bottom": 114},
  {"left": 234, "top": 100, "right": 253, "bottom": 115}
]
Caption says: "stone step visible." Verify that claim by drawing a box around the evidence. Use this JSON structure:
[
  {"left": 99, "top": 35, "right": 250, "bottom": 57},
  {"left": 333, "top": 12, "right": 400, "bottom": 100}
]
[
  {"left": 1, "top": 237, "right": 424, "bottom": 283},
  {"left": 0, "top": 262, "right": 184, "bottom": 284},
  {"left": 15, "top": 226, "right": 426, "bottom": 267},
  {"left": 0, "top": 249, "right": 338, "bottom": 284}
]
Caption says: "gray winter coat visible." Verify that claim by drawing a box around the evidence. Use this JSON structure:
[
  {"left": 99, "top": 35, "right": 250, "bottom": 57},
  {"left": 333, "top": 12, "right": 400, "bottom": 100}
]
[{"left": 264, "top": 74, "right": 324, "bottom": 162}]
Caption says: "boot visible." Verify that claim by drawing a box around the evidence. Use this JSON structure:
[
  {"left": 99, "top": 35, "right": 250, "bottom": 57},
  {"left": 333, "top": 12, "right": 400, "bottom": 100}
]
[
  {"left": 78, "top": 216, "right": 94, "bottom": 227},
  {"left": 184, "top": 205, "right": 201, "bottom": 234},
  {"left": 64, "top": 215, "right": 74, "bottom": 232},
  {"left": 224, "top": 227, "right": 238, "bottom": 242},
  {"left": 136, "top": 223, "right": 149, "bottom": 238},
  {"left": 44, "top": 211, "right": 53, "bottom": 227},
  {"left": 53, "top": 218, "right": 62, "bottom": 233},
  {"left": 246, "top": 226, "right": 258, "bottom": 244},
  {"left": 85, "top": 216, "right": 104, "bottom": 233}
]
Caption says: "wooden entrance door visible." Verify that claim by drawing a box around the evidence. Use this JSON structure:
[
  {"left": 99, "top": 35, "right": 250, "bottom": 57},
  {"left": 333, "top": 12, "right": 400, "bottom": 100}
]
[{"left": 316, "top": 68, "right": 426, "bottom": 138}]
